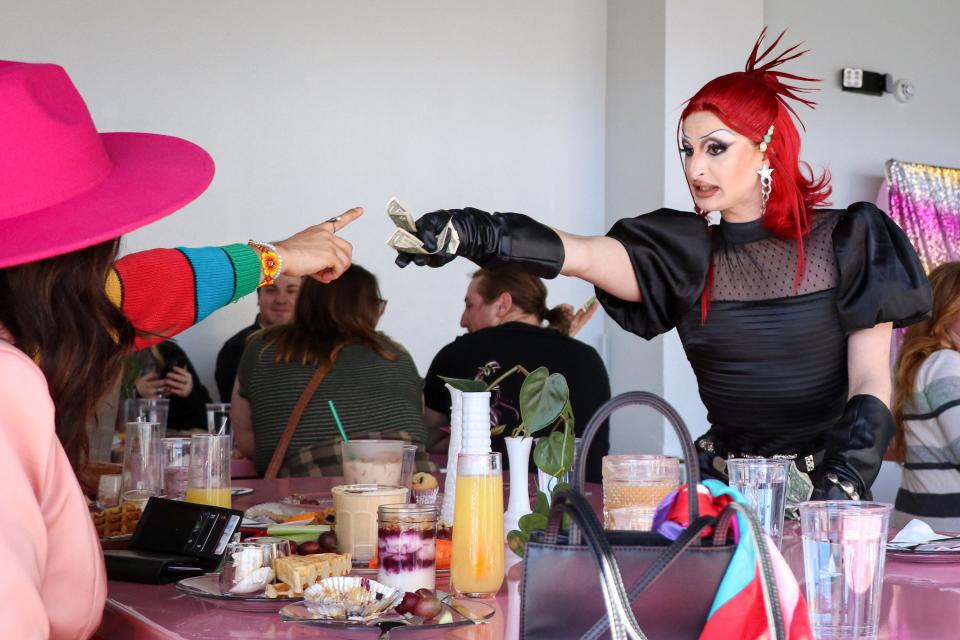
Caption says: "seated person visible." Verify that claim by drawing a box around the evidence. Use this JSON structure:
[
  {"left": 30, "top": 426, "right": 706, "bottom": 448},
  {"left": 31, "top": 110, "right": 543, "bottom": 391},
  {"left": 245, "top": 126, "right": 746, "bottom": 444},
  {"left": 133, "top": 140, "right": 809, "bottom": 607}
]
[
  {"left": 424, "top": 268, "right": 611, "bottom": 482},
  {"left": 232, "top": 265, "right": 427, "bottom": 476},
  {"left": 893, "top": 262, "right": 960, "bottom": 531},
  {"left": 214, "top": 274, "right": 302, "bottom": 402},
  {"left": 123, "top": 340, "right": 211, "bottom": 431}
]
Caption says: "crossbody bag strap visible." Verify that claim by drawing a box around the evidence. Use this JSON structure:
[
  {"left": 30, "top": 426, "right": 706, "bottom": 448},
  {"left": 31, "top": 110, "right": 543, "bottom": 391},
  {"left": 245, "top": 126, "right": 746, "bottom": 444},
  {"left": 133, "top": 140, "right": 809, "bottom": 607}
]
[{"left": 263, "top": 345, "right": 342, "bottom": 480}]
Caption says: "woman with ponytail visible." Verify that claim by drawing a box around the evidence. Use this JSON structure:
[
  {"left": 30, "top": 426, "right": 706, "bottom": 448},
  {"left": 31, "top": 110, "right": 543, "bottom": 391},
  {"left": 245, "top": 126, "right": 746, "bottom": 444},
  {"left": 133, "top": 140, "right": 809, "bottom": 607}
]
[
  {"left": 893, "top": 262, "right": 960, "bottom": 529},
  {"left": 399, "top": 29, "right": 932, "bottom": 501}
]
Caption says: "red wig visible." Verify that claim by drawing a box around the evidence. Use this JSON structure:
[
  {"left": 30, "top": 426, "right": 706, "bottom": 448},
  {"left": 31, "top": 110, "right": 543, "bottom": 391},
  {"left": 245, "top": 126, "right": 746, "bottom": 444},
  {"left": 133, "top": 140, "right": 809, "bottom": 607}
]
[{"left": 680, "top": 29, "right": 832, "bottom": 321}]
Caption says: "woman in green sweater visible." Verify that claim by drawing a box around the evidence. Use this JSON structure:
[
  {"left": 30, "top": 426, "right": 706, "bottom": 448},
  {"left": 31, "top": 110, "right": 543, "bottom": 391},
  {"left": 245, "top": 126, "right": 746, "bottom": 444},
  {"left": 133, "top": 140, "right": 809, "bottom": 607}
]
[{"left": 232, "top": 265, "right": 426, "bottom": 476}]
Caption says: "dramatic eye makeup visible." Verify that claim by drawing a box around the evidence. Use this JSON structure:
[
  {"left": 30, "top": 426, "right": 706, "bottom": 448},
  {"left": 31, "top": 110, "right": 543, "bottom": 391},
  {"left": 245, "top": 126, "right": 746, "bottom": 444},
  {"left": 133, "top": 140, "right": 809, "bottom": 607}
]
[{"left": 679, "top": 130, "right": 735, "bottom": 158}]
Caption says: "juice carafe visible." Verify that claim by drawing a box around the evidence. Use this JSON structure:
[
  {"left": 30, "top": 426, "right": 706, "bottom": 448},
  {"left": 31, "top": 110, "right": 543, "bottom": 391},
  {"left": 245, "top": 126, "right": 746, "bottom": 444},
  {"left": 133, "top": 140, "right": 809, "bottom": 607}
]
[{"left": 451, "top": 452, "right": 504, "bottom": 597}]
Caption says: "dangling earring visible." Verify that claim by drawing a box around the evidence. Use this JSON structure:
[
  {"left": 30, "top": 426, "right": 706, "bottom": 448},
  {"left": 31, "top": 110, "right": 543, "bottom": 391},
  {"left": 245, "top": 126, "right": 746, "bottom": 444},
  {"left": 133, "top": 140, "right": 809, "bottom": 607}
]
[{"left": 757, "top": 163, "right": 774, "bottom": 216}]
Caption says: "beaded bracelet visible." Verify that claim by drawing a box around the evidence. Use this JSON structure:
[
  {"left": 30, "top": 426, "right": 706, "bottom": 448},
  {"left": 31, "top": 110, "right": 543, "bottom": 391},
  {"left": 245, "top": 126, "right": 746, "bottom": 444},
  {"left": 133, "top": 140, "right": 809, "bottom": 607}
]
[{"left": 247, "top": 240, "right": 283, "bottom": 287}]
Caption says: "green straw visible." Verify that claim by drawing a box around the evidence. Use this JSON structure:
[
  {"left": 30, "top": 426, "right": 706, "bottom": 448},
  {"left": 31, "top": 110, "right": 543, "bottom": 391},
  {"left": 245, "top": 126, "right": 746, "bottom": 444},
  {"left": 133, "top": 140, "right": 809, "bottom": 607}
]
[{"left": 328, "top": 400, "right": 349, "bottom": 442}]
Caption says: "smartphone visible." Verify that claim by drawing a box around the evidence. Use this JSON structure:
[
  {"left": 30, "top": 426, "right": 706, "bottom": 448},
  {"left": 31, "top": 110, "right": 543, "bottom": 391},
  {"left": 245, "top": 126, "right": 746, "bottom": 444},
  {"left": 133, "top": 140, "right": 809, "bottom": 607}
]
[
  {"left": 581, "top": 295, "right": 598, "bottom": 312},
  {"left": 160, "top": 356, "right": 188, "bottom": 378}
]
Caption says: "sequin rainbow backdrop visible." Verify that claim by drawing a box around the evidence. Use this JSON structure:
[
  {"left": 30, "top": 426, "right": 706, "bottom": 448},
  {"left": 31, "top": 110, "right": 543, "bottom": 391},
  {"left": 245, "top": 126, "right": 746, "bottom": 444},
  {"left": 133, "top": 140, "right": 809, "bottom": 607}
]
[{"left": 885, "top": 158, "right": 960, "bottom": 271}]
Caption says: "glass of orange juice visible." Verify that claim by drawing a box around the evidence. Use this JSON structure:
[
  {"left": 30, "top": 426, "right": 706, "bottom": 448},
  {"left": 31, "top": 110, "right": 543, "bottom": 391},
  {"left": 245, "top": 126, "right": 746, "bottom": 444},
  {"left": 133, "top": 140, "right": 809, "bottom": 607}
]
[
  {"left": 185, "top": 434, "right": 231, "bottom": 508},
  {"left": 451, "top": 452, "right": 504, "bottom": 598}
]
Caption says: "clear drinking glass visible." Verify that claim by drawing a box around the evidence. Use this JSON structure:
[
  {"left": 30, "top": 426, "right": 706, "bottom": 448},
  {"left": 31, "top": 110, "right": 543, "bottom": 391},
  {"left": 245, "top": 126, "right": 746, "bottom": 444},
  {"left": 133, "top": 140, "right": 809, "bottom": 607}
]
[
  {"left": 96, "top": 474, "right": 122, "bottom": 509},
  {"left": 340, "top": 440, "right": 406, "bottom": 485},
  {"left": 451, "top": 452, "right": 504, "bottom": 598},
  {"left": 400, "top": 444, "right": 417, "bottom": 498},
  {"left": 206, "top": 403, "right": 231, "bottom": 435},
  {"left": 602, "top": 454, "right": 680, "bottom": 531},
  {"left": 121, "top": 398, "right": 169, "bottom": 437},
  {"left": 536, "top": 437, "right": 581, "bottom": 505},
  {"left": 161, "top": 437, "right": 191, "bottom": 500},
  {"left": 219, "top": 541, "right": 271, "bottom": 595},
  {"left": 799, "top": 501, "right": 891, "bottom": 640},
  {"left": 726, "top": 458, "right": 791, "bottom": 549},
  {"left": 121, "top": 421, "right": 162, "bottom": 506},
  {"left": 185, "top": 434, "right": 232, "bottom": 508}
]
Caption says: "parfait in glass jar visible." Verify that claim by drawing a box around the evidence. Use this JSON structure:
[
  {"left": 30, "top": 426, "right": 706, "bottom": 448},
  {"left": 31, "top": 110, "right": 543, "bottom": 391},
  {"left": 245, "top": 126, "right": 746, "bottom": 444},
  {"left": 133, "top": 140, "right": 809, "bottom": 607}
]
[{"left": 377, "top": 504, "right": 438, "bottom": 592}]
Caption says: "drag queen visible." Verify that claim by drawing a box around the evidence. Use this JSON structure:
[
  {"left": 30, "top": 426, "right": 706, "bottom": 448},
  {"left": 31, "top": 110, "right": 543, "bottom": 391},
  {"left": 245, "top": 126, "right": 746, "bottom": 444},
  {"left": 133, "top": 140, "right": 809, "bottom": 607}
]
[{"left": 396, "top": 30, "right": 931, "bottom": 501}]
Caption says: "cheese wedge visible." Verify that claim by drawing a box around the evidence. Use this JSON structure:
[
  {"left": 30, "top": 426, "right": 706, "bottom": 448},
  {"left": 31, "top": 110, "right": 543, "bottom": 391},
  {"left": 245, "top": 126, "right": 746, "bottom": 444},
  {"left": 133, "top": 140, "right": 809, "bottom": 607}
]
[{"left": 275, "top": 553, "right": 352, "bottom": 594}]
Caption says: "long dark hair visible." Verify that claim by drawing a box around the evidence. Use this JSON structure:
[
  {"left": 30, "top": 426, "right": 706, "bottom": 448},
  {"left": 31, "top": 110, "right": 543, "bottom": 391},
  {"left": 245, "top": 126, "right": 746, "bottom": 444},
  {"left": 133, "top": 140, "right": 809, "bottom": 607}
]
[
  {"left": 263, "top": 265, "right": 396, "bottom": 366},
  {"left": 473, "top": 268, "right": 571, "bottom": 335},
  {"left": 0, "top": 239, "right": 135, "bottom": 470}
]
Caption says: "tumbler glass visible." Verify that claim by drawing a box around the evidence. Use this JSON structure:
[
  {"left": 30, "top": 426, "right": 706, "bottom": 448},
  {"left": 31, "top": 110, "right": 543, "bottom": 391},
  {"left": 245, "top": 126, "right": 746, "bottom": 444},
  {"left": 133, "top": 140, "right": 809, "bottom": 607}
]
[
  {"left": 185, "top": 434, "right": 232, "bottom": 508},
  {"left": 120, "top": 421, "right": 162, "bottom": 508},
  {"left": 602, "top": 454, "right": 680, "bottom": 531},
  {"left": 96, "top": 474, "right": 122, "bottom": 509},
  {"left": 799, "top": 501, "right": 891, "bottom": 640},
  {"left": 726, "top": 458, "right": 791, "bottom": 549},
  {"left": 161, "top": 437, "right": 191, "bottom": 500},
  {"left": 536, "top": 437, "right": 581, "bottom": 505},
  {"left": 206, "top": 403, "right": 231, "bottom": 435}
]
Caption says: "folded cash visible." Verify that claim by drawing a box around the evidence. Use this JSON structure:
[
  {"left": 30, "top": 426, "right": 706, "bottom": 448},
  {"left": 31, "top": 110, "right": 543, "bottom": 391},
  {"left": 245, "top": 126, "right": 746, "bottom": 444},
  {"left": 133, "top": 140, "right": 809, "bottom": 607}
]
[
  {"left": 386, "top": 196, "right": 417, "bottom": 233},
  {"left": 385, "top": 197, "right": 460, "bottom": 256}
]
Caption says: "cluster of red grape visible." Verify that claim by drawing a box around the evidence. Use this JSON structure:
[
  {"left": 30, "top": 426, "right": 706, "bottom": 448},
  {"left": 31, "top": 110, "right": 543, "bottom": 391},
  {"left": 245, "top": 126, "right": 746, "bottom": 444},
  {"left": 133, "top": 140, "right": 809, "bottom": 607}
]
[
  {"left": 287, "top": 531, "right": 338, "bottom": 556},
  {"left": 394, "top": 588, "right": 442, "bottom": 620}
]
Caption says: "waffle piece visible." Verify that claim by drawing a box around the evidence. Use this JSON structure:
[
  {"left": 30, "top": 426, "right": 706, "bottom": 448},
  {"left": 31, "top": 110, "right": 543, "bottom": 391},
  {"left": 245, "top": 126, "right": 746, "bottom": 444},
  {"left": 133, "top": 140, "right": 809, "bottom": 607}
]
[{"left": 91, "top": 503, "right": 142, "bottom": 538}]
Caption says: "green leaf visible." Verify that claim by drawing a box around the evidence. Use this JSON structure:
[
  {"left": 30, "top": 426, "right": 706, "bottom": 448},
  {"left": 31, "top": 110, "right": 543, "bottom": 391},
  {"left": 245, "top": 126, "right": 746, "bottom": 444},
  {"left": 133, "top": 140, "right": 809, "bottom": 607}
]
[
  {"left": 490, "top": 423, "right": 508, "bottom": 436},
  {"left": 532, "top": 490, "right": 549, "bottom": 516},
  {"left": 507, "top": 529, "right": 528, "bottom": 557},
  {"left": 518, "top": 367, "right": 568, "bottom": 435},
  {"left": 439, "top": 376, "right": 488, "bottom": 392},
  {"left": 533, "top": 430, "right": 575, "bottom": 477},
  {"left": 518, "top": 512, "right": 549, "bottom": 534}
]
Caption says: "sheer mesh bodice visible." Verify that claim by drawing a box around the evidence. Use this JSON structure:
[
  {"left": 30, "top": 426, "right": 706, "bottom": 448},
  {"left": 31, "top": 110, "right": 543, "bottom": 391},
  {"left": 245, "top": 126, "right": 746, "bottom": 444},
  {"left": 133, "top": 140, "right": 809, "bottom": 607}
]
[
  {"left": 711, "top": 212, "right": 839, "bottom": 301},
  {"left": 677, "top": 211, "right": 847, "bottom": 456}
]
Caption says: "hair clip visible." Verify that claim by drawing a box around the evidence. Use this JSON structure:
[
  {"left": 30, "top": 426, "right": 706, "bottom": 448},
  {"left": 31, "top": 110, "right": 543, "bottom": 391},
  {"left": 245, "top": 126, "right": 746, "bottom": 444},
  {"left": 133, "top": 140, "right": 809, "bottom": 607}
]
[{"left": 758, "top": 124, "right": 775, "bottom": 153}]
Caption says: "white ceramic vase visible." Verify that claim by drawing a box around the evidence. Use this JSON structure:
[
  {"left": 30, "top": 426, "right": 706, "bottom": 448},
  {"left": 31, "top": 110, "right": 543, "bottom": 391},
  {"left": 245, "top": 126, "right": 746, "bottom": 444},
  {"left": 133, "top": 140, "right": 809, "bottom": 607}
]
[{"left": 503, "top": 435, "right": 534, "bottom": 538}]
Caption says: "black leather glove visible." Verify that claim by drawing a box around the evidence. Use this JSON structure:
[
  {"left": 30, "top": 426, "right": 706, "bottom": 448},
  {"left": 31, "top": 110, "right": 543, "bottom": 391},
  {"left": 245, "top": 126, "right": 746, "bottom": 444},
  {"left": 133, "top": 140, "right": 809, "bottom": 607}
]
[
  {"left": 393, "top": 207, "right": 565, "bottom": 279},
  {"left": 810, "top": 394, "right": 895, "bottom": 501}
]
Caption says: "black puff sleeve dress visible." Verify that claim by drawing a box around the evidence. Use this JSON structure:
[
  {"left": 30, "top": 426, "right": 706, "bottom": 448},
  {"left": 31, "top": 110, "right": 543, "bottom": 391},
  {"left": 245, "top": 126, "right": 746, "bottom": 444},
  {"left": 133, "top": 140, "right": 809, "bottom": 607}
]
[{"left": 597, "top": 202, "right": 931, "bottom": 465}]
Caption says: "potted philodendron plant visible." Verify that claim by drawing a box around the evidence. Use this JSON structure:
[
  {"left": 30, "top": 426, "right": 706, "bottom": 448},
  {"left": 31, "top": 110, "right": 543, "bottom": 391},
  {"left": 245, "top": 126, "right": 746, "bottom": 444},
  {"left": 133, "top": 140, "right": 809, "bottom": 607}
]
[{"left": 442, "top": 366, "right": 575, "bottom": 554}]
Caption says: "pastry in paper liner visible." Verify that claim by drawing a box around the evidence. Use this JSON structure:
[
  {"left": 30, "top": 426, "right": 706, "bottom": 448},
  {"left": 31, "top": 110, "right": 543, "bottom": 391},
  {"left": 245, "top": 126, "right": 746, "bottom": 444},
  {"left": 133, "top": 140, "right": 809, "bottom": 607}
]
[{"left": 302, "top": 576, "right": 402, "bottom": 621}]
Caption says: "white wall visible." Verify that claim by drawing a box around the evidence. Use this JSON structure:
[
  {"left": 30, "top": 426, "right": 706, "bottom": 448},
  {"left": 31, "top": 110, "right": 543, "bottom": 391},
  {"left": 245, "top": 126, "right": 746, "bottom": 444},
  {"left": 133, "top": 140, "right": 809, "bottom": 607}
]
[
  {"left": 0, "top": 0, "right": 607, "bottom": 399},
  {"left": 604, "top": 0, "right": 667, "bottom": 454},
  {"left": 764, "top": 0, "right": 960, "bottom": 502}
]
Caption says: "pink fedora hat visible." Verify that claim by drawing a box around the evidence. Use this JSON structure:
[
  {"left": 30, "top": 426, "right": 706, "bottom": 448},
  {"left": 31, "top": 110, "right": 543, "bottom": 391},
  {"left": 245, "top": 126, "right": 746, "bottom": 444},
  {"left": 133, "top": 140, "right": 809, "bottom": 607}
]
[{"left": 0, "top": 60, "right": 214, "bottom": 269}]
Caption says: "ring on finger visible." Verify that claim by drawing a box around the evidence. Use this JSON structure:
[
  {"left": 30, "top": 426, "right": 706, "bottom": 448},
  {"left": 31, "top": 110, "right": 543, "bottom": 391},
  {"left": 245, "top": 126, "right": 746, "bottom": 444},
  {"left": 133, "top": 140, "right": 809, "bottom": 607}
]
[{"left": 325, "top": 215, "right": 343, "bottom": 233}]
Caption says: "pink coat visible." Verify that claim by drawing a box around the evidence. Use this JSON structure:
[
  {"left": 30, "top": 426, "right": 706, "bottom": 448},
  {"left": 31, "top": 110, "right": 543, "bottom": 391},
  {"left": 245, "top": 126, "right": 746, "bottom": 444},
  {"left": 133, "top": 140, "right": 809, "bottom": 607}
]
[{"left": 0, "top": 340, "right": 105, "bottom": 639}]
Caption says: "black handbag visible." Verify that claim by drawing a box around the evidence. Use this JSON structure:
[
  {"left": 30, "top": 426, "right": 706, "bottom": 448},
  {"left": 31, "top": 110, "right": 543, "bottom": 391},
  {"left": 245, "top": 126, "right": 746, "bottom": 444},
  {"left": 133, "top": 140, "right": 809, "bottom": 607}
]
[{"left": 520, "top": 391, "right": 785, "bottom": 640}]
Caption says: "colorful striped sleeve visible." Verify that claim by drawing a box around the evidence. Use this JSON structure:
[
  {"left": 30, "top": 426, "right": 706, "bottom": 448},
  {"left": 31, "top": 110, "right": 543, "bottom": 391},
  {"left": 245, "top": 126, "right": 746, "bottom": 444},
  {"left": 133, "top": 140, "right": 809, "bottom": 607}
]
[{"left": 108, "top": 244, "right": 261, "bottom": 350}]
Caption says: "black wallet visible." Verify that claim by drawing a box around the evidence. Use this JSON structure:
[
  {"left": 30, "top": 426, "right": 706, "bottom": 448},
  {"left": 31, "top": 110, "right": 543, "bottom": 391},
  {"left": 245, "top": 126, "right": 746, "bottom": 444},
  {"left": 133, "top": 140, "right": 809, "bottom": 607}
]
[{"left": 104, "top": 497, "right": 244, "bottom": 584}]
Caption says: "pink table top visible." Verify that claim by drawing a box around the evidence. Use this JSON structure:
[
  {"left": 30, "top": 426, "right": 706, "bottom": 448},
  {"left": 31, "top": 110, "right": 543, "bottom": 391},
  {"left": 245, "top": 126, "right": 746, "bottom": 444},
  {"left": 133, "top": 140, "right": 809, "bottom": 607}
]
[{"left": 101, "top": 478, "right": 960, "bottom": 639}]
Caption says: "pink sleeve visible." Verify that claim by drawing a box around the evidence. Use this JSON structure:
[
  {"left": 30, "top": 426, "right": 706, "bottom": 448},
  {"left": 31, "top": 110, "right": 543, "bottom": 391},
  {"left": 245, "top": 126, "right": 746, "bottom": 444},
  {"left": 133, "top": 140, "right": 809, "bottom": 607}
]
[{"left": 0, "top": 343, "right": 106, "bottom": 639}]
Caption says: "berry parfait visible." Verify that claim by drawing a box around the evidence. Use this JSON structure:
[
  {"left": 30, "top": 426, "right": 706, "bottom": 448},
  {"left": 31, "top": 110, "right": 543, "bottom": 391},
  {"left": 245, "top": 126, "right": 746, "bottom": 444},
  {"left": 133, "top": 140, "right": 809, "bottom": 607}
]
[{"left": 377, "top": 504, "right": 438, "bottom": 592}]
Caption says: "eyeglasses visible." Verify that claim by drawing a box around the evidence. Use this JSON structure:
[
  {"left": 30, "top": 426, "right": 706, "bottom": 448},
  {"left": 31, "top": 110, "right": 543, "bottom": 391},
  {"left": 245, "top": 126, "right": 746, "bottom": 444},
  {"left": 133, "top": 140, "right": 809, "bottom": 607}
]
[{"left": 378, "top": 298, "right": 388, "bottom": 314}]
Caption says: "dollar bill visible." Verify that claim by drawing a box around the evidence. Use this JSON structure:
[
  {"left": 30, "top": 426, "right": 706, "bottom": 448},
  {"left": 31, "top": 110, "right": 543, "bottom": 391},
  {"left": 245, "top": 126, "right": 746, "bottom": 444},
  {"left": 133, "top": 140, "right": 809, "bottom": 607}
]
[
  {"left": 386, "top": 227, "right": 427, "bottom": 254},
  {"left": 385, "top": 197, "right": 460, "bottom": 255},
  {"left": 386, "top": 196, "right": 417, "bottom": 233}
]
